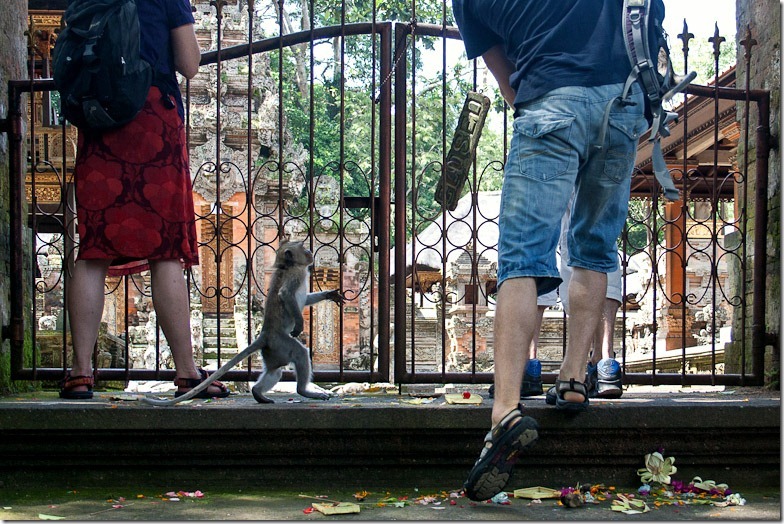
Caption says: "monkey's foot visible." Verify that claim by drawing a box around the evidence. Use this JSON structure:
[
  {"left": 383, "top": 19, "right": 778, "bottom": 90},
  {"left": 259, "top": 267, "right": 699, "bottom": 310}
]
[
  {"left": 251, "top": 388, "right": 275, "bottom": 403},
  {"left": 298, "top": 385, "right": 332, "bottom": 401}
]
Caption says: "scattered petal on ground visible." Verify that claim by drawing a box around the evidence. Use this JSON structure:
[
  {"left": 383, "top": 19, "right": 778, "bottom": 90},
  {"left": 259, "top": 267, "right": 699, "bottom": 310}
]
[{"left": 490, "top": 492, "right": 510, "bottom": 504}]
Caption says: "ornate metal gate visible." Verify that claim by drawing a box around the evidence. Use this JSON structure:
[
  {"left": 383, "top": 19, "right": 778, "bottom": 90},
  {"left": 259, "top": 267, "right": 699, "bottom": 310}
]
[{"left": 4, "top": 5, "right": 773, "bottom": 388}]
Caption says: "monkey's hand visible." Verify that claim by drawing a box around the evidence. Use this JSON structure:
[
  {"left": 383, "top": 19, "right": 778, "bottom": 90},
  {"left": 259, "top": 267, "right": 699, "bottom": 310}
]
[
  {"left": 291, "top": 319, "right": 304, "bottom": 337},
  {"left": 325, "top": 289, "right": 346, "bottom": 305}
]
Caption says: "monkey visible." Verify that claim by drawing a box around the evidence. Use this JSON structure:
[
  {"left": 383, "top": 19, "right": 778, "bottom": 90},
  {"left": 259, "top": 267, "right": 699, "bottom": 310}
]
[{"left": 142, "top": 240, "right": 344, "bottom": 406}]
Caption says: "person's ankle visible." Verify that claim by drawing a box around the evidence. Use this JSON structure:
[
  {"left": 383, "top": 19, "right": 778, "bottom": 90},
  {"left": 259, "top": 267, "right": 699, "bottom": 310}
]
[
  {"left": 69, "top": 366, "right": 93, "bottom": 378},
  {"left": 176, "top": 365, "right": 203, "bottom": 380}
]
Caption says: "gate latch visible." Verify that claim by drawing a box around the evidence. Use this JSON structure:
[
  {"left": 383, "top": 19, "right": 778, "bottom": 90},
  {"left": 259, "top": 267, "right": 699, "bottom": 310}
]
[{"left": 342, "top": 196, "right": 383, "bottom": 252}]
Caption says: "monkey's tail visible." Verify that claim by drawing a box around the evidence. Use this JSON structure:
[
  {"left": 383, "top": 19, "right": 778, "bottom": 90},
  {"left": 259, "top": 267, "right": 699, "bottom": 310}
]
[{"left": 141, "top": 338, "right": 264, "bottom": 406}]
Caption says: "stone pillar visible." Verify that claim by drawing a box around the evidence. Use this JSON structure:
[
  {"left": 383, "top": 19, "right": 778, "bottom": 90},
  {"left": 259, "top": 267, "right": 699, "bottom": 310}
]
[
  {"left": 734, "top": 0, "right": 780, "bottom": 382},
  {"left": 0, "top": 1, "right": 28, "bottom": 392},
  {"left": 662, "top": 306, "right": 697, "bottom": 351}
]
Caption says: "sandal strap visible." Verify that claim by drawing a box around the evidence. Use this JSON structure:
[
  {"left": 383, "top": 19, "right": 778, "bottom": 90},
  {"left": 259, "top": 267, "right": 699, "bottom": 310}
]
[
  {"left": 555, "top": 378, "right": 588, "bottom": 400},
  {"left": 173, "top": 376, "right": 200, "bottom": 388},
  {"left": 174, "top": 368, "right": 227, "bottom": 390},
  {"left": 489, "top": 403, "right": 524, "bottom": 441},
  {"left": 61, "top": 374, "right": 94, "bottom": 389}
]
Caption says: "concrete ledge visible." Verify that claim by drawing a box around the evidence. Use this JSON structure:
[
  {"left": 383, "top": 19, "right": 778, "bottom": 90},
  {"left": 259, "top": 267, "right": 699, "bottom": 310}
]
[{"left": 0, "top": 390, "right": 779, "bottom": 490}]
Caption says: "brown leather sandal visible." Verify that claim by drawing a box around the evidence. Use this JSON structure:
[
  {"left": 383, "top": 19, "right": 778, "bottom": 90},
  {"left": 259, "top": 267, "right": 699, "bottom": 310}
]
[
  {"left": 59, "top": 373, "right": 94, "bottom": 399},
  {"left": 174, "top": 368, "right": 230, "bottom": 399}
]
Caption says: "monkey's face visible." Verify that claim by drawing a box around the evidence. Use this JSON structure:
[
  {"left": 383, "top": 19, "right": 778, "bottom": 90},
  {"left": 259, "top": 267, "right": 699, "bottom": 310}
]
[{"left": 277, "top": 240, "right": 315, "bottom": 268}]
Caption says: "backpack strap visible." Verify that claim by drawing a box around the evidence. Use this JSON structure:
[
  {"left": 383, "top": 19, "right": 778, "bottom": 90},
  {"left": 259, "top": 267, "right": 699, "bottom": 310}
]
[
  {"left": 623, "top": 0, "right": 661, "bottom": 116},
  {"left": 625, "top": 0, "right": 680, "bottom": 201},
  {"left": 594, "top": 0, "right": 694, "bottom": 202},
  {"left": 72, "top": 7, "right": 122, "bottom": 129}
]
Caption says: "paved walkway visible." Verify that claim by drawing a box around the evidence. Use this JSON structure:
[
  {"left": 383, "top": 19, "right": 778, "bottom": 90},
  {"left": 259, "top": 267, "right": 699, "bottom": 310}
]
[{"left": 0, "top": 485, "right": 780, "bottom": 521}]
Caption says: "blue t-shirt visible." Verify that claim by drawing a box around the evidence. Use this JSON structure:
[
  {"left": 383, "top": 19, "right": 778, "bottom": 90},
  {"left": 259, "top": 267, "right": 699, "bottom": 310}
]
[
  {"left": 136, "top": 0, "right": 196, "bottom": 118},
  {"left": 452, "top": 0, "right": 663, "bottom": 107}
]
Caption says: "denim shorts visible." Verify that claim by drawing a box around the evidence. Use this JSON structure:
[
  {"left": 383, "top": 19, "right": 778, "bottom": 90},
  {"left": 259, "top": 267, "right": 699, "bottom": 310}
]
[{"left": 498, "top": 83, "right": 647, "bottom": 294}]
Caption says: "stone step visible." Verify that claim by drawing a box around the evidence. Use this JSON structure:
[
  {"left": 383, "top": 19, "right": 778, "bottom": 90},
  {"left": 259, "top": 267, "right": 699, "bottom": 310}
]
[
  {"left": 202, "top": 349, "right": 242, "bottom": 360},
  {"left": 0, "top": 390, "right": 778, "bottom": 490},
  {"left": 202, "top": 326, "right": 237, "bottom": 337},
  {"left": 202, "top": 337, "right": 238, "bottom": 347},
  {"left": 201, "top": 318, "right": 236, "bottom": 329}
]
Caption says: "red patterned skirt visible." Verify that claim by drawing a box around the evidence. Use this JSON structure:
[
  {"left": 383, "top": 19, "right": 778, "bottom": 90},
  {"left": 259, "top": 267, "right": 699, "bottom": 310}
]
[{"left": 74, "top": 86, "right": 199, "bottom": 277}]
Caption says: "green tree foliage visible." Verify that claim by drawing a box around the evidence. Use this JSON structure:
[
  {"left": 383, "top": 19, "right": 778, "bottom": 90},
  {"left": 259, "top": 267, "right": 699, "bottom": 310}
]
[
  {"left": 264, "top": 0, "right": 737, "bottom": 247},
  {"left": 264, "top": 0, "right": 472, "bottom": 240}
]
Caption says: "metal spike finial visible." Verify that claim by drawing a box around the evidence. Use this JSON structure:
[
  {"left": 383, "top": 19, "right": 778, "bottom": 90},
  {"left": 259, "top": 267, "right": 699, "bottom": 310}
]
[
  {"left": 708, "top": 22, "right": 726, "bottom": 59},
  {"left": 740, "top": 24, "right": 758, "bottom": 61},
  {"left": 678, "top": 19, "right": 694, "bottom": 55}
]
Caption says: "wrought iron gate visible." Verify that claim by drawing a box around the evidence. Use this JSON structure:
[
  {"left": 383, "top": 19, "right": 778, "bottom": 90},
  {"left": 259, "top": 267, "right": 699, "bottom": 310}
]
[
  {"left": 388, "top": 22, "right": 772, "bottom": 386},
  {"left": 4, "top": 10, "right": 773, "bottom": 388},
  {"left": 6, "top": 19, "right": 396, "bottom": 385}
]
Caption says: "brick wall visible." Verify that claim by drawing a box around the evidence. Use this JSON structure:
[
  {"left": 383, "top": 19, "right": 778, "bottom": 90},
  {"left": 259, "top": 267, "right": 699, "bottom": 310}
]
[{"left": 0, "top": 1, "right": 29, "bottom": 392}]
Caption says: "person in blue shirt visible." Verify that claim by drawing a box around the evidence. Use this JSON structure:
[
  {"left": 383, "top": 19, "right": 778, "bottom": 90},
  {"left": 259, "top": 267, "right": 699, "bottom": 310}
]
[{"left": 452, "top": 0, "right": 651, "bottom": 501}]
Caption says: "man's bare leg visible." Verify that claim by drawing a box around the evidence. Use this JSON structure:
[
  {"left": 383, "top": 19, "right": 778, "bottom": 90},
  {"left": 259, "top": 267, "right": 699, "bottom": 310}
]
[
  {"left": 492, "top": 277, "right": 538, "bottom": 426},
  {"left": 559, "top": 267, "right": 606, "bottom": 403},
  {"left": 464, "top": 279, "right": 540, "bottom": 502},
  {"left": 589, "top": 298, "right": 621, "bottom": 364},
  {"left": 589, "top": 297, "right": 623, "bottom": 397},
  {"left": 531, "top": 305, "right": 547, "bottom": 360}
]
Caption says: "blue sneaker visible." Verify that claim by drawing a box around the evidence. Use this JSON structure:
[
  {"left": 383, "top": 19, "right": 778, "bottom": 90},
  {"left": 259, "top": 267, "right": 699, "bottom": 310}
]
[
  {"left": 585, "top": 361, "right": 599, "bottom": 398},
  {"left": 595, "top": 358, "right": 623, "bottom": 398},
  {"left": 488, "top": 359, "right": 544, "bottom": 398},
  {"left": 521, "top": 359, "right": 544, "bottom": 397}
]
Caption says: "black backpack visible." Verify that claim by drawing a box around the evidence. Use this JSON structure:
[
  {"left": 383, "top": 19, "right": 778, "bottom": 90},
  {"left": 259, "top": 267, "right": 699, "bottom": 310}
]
[
  {"left": 618, "top": 0, "right": 696, "bottom": 200},
  {"left": 53, "top": 0, "right": 153, "bottom": 131}
]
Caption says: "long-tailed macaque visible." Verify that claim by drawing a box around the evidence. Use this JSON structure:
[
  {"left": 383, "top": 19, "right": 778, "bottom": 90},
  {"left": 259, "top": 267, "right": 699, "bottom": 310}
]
[{"left": 143, "top": 240, "right": 344, "bottom": 406}]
